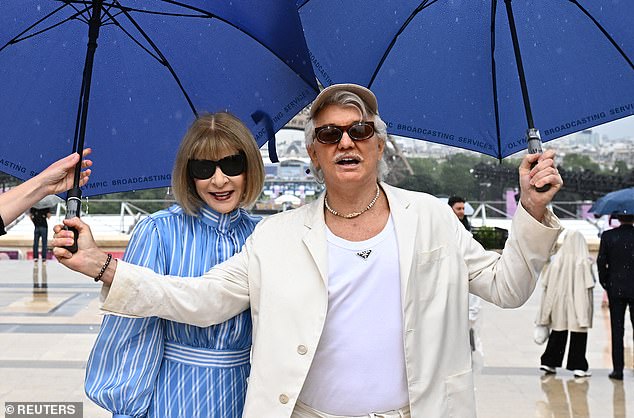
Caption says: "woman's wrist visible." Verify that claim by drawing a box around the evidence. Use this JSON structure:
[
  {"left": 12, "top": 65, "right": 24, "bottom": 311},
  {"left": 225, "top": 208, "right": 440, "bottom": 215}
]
[{"left": 21, "top": 176, "right": 47, "bottom": 207}]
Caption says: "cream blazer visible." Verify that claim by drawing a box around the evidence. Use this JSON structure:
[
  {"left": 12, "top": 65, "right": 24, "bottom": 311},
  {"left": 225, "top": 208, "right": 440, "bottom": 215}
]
[{"left": 102, "top": 183, "right": 561, "bottom": 418}]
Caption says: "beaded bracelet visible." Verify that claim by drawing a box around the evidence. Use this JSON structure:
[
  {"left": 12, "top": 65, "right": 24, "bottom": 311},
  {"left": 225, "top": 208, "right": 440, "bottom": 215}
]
[{"left": 94, "top": 253, "right": 113, "bottom": 282}]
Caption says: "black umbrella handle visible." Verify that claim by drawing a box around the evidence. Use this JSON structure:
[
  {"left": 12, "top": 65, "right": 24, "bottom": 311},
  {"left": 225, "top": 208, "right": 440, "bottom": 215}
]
[
  {"left": 526, "top": 128, "right": 551, "bottom": 193},
  {"left": 64, "top": 187, "right": 82, "bottom": 253}
]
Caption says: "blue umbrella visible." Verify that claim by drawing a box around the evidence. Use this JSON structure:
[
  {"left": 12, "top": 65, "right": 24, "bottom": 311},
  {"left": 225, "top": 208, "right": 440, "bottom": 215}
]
[
  {"left": 1, "top": 0, "right": 319, "bottom": 201},
  {"left": 590, "top": 187, "right": 634, "bottom": 215},
  {"left": 298, "top": 0, "right": 634, "bottom": 160}
]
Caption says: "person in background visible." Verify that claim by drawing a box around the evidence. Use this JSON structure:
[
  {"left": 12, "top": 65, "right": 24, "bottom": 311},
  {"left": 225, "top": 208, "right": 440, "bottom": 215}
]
[
  {"left": 84, "top": 112, "right": 264, "bottom": 417},
  {"left": 536, "top": 228, "right": 594, "bottom": 378},
  {"left": 30, "top": 205, "right": 52, "bottom": 262},
  {"left": 0, "top": 150, "right": 91, "bottom": 236},
  {"left": 595, "top": 213, "right": 616, "bottom": 309},
  {"left": 448, "top": 196, "right": 482, "bottom": 355},
  {"left": 54, "top": 83, "right": 564, "bottom": 417},
  {"left": 448, "top": 195, "right": 471, "bottom": 231},
  {"left": 597, "top": 213, "right": 634, "bottom": 381}
]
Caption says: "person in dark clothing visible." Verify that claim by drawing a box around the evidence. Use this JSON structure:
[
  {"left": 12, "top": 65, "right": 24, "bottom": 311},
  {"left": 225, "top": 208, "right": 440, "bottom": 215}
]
[
  {"left": 30, "top": 206, "right": 52, "bottom": 261},
  {"left": 448, "top": 195, "right": 471, "bottom": 231},
  {"left": 448, "top": 195, "right": 482, "bottom": 355},
  {"left": 597, "top": 213, "right": 634, "bottom": 381}
]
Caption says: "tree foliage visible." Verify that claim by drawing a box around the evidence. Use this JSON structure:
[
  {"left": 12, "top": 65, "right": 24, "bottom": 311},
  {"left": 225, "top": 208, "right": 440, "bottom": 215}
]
[
  {"left": 394, "top": 151, "right": 631, "bottom": 202},
  {"left": 85, "top": 188, "right": 173, "bottom": 214},
  {"left": 396, "top": 153, "right": 518, "bottom": 201},
  {"left": 562, "top": 153, "right": 600, "bottom": 172}
]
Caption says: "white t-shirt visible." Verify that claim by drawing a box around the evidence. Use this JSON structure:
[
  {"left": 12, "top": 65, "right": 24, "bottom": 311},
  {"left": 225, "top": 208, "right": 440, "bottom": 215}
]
[{"left": 298, "top": 216, "right": 408, "bottom": 415}]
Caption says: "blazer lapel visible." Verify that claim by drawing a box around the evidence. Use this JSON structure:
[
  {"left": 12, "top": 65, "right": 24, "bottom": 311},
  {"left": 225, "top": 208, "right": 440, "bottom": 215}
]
[
  {"left": 302, "top": 192, "right": 329, "bottom": 287},
  {"left": 382, "top": 183, "right": 419, "bottom": 303}
]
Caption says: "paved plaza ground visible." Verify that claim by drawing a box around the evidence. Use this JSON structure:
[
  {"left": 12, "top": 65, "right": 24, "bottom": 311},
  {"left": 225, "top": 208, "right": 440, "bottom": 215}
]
[{"left": 0, "top": 260, "right": 632, "bottom": 417}]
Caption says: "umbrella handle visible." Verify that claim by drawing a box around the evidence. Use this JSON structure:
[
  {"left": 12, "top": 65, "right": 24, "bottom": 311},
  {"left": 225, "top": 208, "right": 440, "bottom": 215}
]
[
  {"left": 62, "top": 226, "right": 79, "bottom": 254},
  {"left": 63, "top": 188, "right": 82, "bottom": 253},
  {"left": 526, "top": 128, "right": 551, "bottom": 193}
]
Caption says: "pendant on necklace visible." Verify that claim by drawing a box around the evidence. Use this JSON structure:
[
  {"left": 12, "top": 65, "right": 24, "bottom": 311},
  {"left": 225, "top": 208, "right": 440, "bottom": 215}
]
[{"left": 356, "top": 249, "right": 372, "bottom": 260}]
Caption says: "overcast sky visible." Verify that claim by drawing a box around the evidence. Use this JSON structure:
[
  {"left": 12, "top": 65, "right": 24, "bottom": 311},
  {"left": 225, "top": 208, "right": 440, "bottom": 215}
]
[{"left": 590, "top": 115, "right": 634, "bottom": 139}]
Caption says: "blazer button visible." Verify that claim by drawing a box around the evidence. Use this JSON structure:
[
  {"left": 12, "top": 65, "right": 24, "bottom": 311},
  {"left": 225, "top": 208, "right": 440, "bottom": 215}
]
[
  {"left": 297, "top": 345, "right": 308, "bottom": 355},
  {"left": 279, "top": 394, "right": 289, "bottom": 404}
]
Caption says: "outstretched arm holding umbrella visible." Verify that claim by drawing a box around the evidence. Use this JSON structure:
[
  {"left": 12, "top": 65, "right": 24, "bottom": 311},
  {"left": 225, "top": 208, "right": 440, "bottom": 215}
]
[
  {"left": 53, "top": 135, "right": 564, "bottom": 284},
  {"left": 0, "top": 149, "right": 92, "bottom": 235}
]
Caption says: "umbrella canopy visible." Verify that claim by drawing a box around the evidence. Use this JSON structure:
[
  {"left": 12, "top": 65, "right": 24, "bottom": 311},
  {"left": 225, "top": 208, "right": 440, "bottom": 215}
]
[
  {"left": 31, "top": 195, "right": 64, "bottom": 210},
  {"left": 298, "top": 0, "right": 634, "bottom": 159},
  {"left": 1, "top": 0, "right": 318, "bottom": 196},
  {"left": 590, "top": 187, "right": 634, "bottom": 215}
]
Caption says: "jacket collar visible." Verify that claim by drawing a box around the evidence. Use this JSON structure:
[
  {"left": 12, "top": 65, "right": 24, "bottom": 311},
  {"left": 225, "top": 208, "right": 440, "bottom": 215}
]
[{"left": 302, "top": 191, "right": 329, "bottom": 286}]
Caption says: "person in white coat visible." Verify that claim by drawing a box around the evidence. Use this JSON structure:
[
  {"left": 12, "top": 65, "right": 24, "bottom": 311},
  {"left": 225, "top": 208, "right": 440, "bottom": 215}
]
[
  {"left": 536, "top": 229, "right": 595, "bottom": 378},
  {"left": 53, "top": 84, "right": 563, "bottom": 418}
]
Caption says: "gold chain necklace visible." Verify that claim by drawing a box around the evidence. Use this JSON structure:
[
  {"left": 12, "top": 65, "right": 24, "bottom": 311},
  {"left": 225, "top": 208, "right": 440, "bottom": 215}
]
[{"left": 324, "top": 184, "right": 380, "bottom": 219}]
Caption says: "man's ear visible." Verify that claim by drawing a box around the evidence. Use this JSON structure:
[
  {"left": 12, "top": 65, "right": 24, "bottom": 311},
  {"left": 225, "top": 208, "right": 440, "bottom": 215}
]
[
  {"left": 377, "top": 138, "right": 386, "bottom": 158},
  {"left": 307, "top": 144, "right": 320, "bottom": 170}
]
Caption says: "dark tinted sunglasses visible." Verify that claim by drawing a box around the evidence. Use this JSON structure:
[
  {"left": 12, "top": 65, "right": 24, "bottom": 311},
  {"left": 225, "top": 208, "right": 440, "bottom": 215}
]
[
  {"left": 188, "top": 152, "right": 246, "bottom": 179},
  {"left": 314, "top": 121, "right": 375, "bottom": 144}
]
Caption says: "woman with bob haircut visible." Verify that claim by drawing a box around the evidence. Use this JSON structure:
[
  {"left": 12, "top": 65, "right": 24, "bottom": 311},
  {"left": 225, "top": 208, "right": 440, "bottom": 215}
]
[{"left": 85, "top": 112, "right": 264, "bottom": 418}]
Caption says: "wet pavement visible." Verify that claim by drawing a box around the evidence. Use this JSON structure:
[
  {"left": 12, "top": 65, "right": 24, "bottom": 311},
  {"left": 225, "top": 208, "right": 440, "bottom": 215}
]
[{"left": 0, "top": 260, "right": 632, "bottom": 417}]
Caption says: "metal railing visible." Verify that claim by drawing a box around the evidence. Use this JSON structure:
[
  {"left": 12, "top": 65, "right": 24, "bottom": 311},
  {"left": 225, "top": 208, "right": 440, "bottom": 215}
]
[
  {"left": 50, "top": 199, "right": 175, "bottom": 233},
  {"left": 5, "top": 199, "right": 602, "bottom": 236},
  {"left": 469, "top": 200, "right": 602, "bottom": 232}
]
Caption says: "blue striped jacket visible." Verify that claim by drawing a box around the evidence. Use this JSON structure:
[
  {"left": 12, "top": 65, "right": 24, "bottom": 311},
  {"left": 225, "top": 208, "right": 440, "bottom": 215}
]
[{"left": 85, "top": 204, "right": 259, "bottom": 418}]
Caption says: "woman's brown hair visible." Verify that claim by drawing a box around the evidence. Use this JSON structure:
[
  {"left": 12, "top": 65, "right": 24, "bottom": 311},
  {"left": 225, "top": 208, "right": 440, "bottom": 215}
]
[{"left": 172, "top": 112, "right": 264, "bottom": 215}]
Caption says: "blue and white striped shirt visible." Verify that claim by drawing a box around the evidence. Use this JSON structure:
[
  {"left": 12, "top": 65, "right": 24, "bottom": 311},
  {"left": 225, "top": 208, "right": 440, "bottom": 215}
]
[{"left": 85, "top": 204, "right": 259, "bottom": 418}]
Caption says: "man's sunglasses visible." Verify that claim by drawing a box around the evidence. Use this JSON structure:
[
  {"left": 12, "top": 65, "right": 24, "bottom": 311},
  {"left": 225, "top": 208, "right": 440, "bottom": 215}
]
[
  {"left": 314, "top": 121, "right": 375, "bottom": 144},
  {"left": 188, "top": 152, "right": 246, "bottom": 179}
]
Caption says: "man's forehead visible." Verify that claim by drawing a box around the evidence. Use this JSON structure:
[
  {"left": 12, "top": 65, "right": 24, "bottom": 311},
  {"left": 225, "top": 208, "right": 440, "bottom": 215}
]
[{"left": 313, "top": 104, "right": 363, "bottom": 125}]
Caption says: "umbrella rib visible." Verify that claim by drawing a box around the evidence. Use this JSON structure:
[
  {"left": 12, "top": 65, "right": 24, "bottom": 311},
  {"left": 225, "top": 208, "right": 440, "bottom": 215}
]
[
  {"left": 0, "top": 3, "right": 87, "bottom": 52},
  {"left": 114, "top": 6, "right": 199, "bottom": 117},
  {"left": 64, "top": 1, "right": 92, "bottom": 23},
  {"left": 368, "top": 0, "right": 441, "bottom": 88},
  {"left": 100, "top": 8, "right": 163, "bottom": 63},
  {"left": 101, "top": 9, "right": 125, "bottom": 27},
  {"left": 99, "top": 2, "right": 124, "bottom": 25},
  {"left": 568, "top": 0, "right": 634, "bottom": 70},
  {"left": 490, "top": 0, "right": 503, "bottom": 161},
  {"left": 89, "top": 0, "right": 209, "bottom": 18},
  {"left": 159, "top": 0, "right": 319, "bottom": 93}
]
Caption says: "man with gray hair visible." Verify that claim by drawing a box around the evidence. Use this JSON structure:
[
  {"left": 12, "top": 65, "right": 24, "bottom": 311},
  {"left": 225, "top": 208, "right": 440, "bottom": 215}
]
[{"left": 54, "top": 84, "right": 563, "bottom": 417}]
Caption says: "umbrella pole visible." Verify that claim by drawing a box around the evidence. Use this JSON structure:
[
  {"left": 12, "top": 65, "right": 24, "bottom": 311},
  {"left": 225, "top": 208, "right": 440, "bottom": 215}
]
[
  {"left": 65, "top": 0, "right": 104, "bottom": 251},
  {"left": 504, "top": 0, "right": 550, "bottom": 192}
]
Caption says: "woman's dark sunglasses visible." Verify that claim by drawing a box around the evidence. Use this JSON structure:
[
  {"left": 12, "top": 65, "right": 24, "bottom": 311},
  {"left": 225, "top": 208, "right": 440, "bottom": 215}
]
[
  {"left": 314, "top": 121, "right": 375, "bottom": 144},
  {"left": 188, "top": 152, "right": 246, "bottom": 179}
]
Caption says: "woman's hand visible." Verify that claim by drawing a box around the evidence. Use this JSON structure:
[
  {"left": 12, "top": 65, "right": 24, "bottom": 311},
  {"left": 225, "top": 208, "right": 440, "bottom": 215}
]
[
  {"left": 38, "top": 148, "right": 93, "bottom": 195},
  {"left": 0, "top": 149, "right": 93, "bottom": 227}
]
